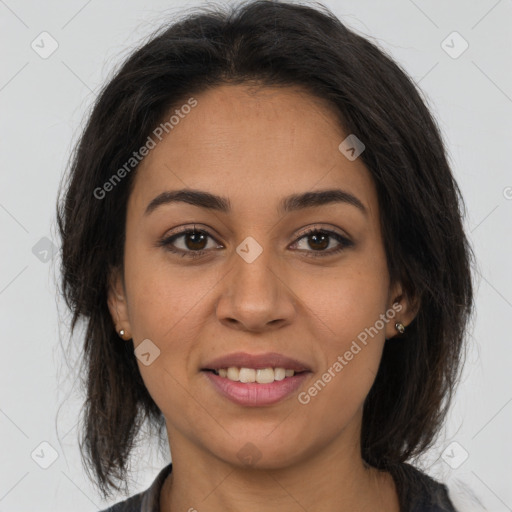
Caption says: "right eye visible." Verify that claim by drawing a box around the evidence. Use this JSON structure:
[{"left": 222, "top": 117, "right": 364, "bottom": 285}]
[{"left": 158, "top": 227, "right": 223, "bottom": 258}]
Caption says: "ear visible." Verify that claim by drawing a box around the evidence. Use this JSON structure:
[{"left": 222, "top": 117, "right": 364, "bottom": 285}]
[
  {"left": 384, "top": 280, "right": 421, "bottom": 340},
  {"left": 107, "top": 266, "right": 131, "bottom": 335}
]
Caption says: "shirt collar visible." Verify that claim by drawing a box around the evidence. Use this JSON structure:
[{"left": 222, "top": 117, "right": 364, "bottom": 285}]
[{"left": 140, "top": 462, "right": 173, "bottom": 512}]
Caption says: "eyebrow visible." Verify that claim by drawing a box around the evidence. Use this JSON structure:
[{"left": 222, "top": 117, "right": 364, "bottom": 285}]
[{"left": 144, "top": 188, "right": 368, "bottom": 217}]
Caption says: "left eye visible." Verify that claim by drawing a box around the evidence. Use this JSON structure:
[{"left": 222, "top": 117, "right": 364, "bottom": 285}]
[
  {"left": 290, "top": 228, "right": 353, "bottom": 257},
  {"left": 158, "top": 227, "right": 352, "bottom": 258}
]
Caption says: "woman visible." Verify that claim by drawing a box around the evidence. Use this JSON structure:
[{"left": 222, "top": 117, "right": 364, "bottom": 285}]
[{"left": 56, "top": 1, "right": 475, "bottom": 511}]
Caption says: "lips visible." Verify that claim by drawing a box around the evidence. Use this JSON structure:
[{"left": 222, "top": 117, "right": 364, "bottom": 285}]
[
  {"left": 201, "top": 352, "right": 312, "bottom": 406},
  {"left": 203, "top": 370, "right": 310, "bottom": 406},
  {"left": 201, "top": 351, "right": 312, "bottom": 373}
]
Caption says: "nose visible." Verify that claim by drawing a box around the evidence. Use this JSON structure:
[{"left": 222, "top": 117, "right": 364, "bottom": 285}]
[{"left": 215, "top": 240, "right": 296, "bottom": 332}]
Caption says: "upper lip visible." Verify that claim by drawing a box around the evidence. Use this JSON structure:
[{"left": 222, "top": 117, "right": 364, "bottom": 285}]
[{"left": 201, "top": 351, "right": 312, "bottom": 372}]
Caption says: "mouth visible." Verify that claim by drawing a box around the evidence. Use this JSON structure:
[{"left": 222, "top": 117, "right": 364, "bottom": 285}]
[
  {"left": 200, "top": 352, "right": 312, "bottom": 406},
  {"left": 202, "top": 369, "right": 311, "bottom": 406}
]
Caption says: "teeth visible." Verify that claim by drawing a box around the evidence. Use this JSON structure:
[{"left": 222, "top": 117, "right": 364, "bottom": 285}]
[
  {"left": 239, "top": 368, "right": 256, "bottom": 383},
  {"left": 256, "top": 368, "right": 274, "bottom": 384},
  {"left": 273, "top": 368, "right": 286, "bottom": 381},
  {"left": 226, "top": 367, "right": 239, "bottom": 381},
  {"left": 213, "top": 367, "right": 298, "bottom": 383}
]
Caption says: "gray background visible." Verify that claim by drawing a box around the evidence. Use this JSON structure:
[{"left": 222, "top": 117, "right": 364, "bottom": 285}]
[{"left": 1, "top": 0, "right": 511, "bottom": 510}]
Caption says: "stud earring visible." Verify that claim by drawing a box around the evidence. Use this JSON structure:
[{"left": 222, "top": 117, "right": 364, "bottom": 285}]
[
  {"left": 395, "top": 322, "right": 405, "bottom": 334},
  {"left": 118, "top": 329, "right": 130, "bottom": 340}
]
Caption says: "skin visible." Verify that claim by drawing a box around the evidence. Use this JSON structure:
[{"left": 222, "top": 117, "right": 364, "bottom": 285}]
[{"left": 108, "top": 84, "right": 419, "bottom": 512}]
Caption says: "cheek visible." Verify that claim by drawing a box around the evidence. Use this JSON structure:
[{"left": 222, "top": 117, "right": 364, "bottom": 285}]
[
  {"left": 296, "top": 253, "right": 389, "bottom": 400},
  {"left": 296, "top": 289, "right": 387, "bottom": 430},
  {"left": 126, "top": 274, "right": 205, "bottom": 423},
  {"left": 123, "top": 247, "right": 219, "bottom": 409},
  {"left": 123, "top": 242, "right": 220, "bottom": 339},
  {"left": 299, "top": 255, "right": 389, "bottom": 345}
]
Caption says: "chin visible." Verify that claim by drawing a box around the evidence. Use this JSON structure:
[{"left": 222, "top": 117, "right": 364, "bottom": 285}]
[{"left": 207, "top": 429, "right": 309, "bottom": 470}]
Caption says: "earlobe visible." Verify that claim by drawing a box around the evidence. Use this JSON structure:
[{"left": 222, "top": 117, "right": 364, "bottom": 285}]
[
  {"left": 385, "top": 283, "right": 421, "bottom": 340},
  {"left": 107, "top": 266, "right": 131, "bottom": 337}
]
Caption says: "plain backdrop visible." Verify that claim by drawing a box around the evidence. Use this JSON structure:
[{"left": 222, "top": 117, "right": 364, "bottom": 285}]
[{"left": 1, "top": 0, "right": 511, "bottom": 510}]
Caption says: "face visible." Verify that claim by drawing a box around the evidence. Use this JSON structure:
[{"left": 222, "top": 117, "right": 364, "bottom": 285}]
[{"left": 108, "top": 84, "right": 416, "bottom": 469}]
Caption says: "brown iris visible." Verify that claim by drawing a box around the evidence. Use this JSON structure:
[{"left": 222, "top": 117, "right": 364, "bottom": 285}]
[
  {"left": 307, "top": 232, "right": 329, "bottom": 251},
  {"left": 184, "top": 231, "right": 208, "bottom": 250}
]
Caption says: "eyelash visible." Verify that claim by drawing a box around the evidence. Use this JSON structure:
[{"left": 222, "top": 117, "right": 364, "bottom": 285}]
[{"left": 157, "top": 225, "right": 353, "bottom": 259}]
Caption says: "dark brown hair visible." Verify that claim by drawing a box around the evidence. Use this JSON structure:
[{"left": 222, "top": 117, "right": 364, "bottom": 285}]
[{"left": 56, "top": 0, "right": 475, "bottom": 502}]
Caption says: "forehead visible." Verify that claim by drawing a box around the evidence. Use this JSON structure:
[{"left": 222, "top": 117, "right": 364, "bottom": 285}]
[{"left": 128, "top": 84, "right": 378, "bottom": 220}]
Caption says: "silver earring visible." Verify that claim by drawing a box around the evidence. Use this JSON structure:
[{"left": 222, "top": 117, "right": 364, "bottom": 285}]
[
  {"left": 395, "top": 322, "right": 405, "bottom": 334},
  {"left": 119, "top": 329, "right": 126, "bottom": 338}
]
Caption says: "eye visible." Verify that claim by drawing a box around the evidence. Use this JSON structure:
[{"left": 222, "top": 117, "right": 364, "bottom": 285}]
[
  {"left": 290, "top": 227, "right": 353, "bottom": 257},
  {"left": 157, "top": 226, "right": 222, "bottom": 258}
]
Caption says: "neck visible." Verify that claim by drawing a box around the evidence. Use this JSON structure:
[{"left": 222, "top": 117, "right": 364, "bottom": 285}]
[{"left": 160, "top": 415, "right": 400, "bottom": 512}]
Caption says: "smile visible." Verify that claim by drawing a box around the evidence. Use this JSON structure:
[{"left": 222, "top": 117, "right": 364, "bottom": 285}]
[{"left": 202, "top": 369, "right": 311, "bottom": 406}]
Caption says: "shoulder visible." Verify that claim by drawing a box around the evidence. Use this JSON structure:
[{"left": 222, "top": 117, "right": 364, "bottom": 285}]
[
  {"left": 390, "top": 462, "right": 458, "bottom": 512},
  {"left": 98, "top": 492, "right": 144, "bottom": 512},
  {"left": 98, "top": 463, "right": 173, "bottom": 512}
]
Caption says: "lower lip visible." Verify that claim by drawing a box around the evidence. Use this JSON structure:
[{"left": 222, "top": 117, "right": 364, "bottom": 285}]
[{"left": 202, "top": 371, "right": 310, "bottom": 407}]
